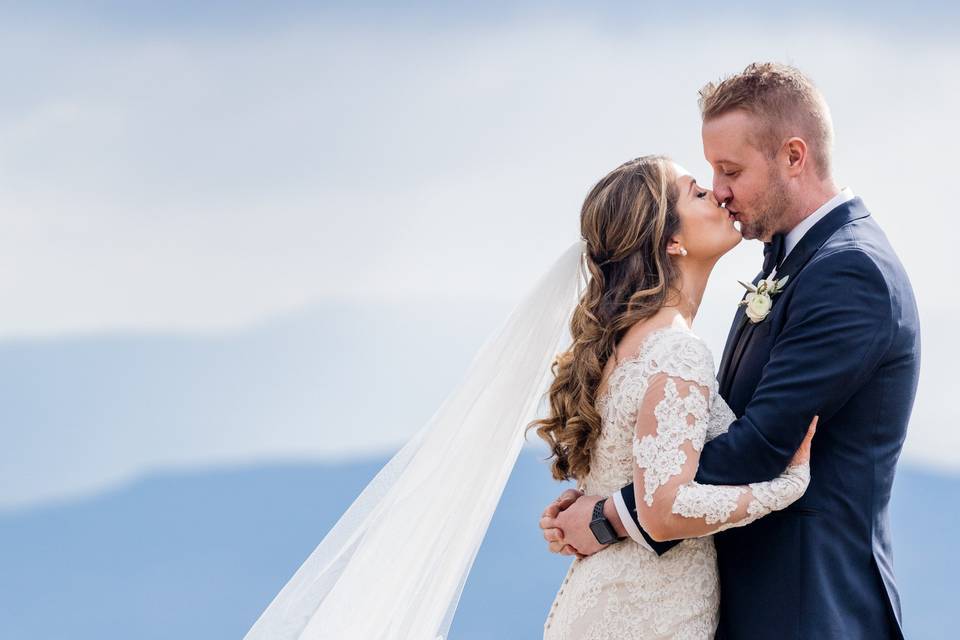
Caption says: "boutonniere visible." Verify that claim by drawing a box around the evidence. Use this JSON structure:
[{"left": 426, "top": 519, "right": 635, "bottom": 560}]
[{"left": 737, "top": 275, "right": 789, "bottom": 323}]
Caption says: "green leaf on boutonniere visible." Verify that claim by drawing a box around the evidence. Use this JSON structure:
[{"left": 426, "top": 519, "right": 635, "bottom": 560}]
[{"left": 770, "top": 275, "right": 789, "bottom": 293}]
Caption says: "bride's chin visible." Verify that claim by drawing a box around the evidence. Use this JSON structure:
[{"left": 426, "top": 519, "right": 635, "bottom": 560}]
[{"left": 730, "top": 221, "right": 743, "bottom": 240}]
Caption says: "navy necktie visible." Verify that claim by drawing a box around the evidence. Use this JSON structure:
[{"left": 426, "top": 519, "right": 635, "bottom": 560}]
[{"left": 762, "top": 234, "right": 786, "bottom": 277}]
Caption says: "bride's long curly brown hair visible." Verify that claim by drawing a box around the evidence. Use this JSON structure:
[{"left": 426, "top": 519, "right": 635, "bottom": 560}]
[{"left": 527, "top": 155, "right": 682, "bottom": 482}]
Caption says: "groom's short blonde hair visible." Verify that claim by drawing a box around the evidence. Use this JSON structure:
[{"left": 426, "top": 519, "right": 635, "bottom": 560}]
[{"left": 699, "top": 62, "right": 834, "bottom": 179}]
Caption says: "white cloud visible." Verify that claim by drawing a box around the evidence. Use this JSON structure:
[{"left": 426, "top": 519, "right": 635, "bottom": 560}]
[
  {"left": 0, "top": 19, "right": 956, "bottom": 486},
  {"left": 0, "top": 23, "right": 955, "bottom": 334}
]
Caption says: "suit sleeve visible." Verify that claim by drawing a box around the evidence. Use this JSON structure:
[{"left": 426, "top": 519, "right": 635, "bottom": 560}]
[
  {"left": 616, "top": 483, "right": 683, "bottom": 554},
  {"left": 694, "top": 248, "right": 895, "bottom": 486}
]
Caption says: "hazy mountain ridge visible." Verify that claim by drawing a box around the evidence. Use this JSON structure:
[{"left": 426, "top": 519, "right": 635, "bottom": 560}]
[
  {"left": 0, "top": 452, "right": 951, "bottom": 639},
  {"left": 0, "top": 298, "right": 508, "bottom": 509},
  {"left": 3, "top": 296, "right": 953, "bottom": 511}
]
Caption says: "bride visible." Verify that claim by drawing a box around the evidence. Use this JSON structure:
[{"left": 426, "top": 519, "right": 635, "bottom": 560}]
[
  {"left": 242, "top": 155, "right": 815, "bottom": 639},
  {"left": 532, "top": 155, "right": 814, "bottom": 639}
]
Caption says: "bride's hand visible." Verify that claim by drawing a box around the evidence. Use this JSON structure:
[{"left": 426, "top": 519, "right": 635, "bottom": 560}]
[
  {"left": 541, "top": 489, "right": 583, "bottom": 556},
  {"left": 789, "top": 416, "right": 818, "bottom": 468}
]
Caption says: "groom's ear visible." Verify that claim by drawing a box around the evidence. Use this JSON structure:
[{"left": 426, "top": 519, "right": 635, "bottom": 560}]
[{"left": 782, "top": 137, "right": 808, "bottom": 176}]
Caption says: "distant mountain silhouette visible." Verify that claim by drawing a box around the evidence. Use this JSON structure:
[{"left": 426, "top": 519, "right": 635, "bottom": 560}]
[
  {"left": 3, "top": 296, "right": 951, "bottom": 517},
  {"left": 0, "top": 298, "right": 508, "bottom": 509},
  {"left": 0, "top": 451, "right": 951, "bottom": 638}
]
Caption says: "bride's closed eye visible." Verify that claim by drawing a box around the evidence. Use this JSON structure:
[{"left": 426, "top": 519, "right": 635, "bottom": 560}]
[{"left": 696, "top": 190, "right": 708, "bottom": 199}]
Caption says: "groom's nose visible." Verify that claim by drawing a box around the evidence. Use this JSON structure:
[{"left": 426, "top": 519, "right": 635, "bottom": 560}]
[{"left": 713, "top": 179, "right": 733, "bottom": 206}]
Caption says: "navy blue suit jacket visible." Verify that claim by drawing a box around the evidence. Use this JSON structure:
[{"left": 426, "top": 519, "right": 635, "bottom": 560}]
[{"left": 617, "top": 197, "right": 920, "bottom": 639}]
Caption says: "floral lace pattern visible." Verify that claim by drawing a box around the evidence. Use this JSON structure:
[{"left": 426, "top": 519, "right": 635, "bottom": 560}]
[
  {"left": 543, "top": 326, "right": 809, "bottom": 639},
  {"left": 633, "top": 378, "right": 709, "bottom": 507},
  {"left": 543, "top": 535, "right": 719, "bottom": 640},
  {"left": 745, "top": 464, "right": 811, "bottom": 520},
  {"left": 544, "top": 327, "right": 719, "bottom": 640},
  {"left": 672, "top": 482, "right": 745, "bottom": 525}
]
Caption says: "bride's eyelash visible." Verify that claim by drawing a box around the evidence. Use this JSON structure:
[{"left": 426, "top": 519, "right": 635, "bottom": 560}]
[{"left": 697, "top": 191, "right": 708, "bottom": 199}]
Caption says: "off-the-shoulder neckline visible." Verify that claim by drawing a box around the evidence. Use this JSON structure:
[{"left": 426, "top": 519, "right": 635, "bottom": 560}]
[{"left": 596, "top": 324, "right": 703, "bottom": 406}]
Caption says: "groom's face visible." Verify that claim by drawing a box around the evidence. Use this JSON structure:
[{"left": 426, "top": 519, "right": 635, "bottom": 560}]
[{"left": 702, "top": 110, "right": 788, "bottom": 242}]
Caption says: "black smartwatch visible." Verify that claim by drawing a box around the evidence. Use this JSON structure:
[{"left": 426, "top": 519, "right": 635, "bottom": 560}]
[{"left": 589, "top": 497, "right": 625, "bottom": 545}]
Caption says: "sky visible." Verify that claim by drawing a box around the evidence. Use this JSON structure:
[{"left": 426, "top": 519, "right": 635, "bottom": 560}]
[{"left": 0, "top": 3, "right": 958, "bottom": 507}]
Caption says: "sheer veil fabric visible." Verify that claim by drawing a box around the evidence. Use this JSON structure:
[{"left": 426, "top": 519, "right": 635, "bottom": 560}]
[{"left": 243, "top": 240, "right": 587, "bottom": 640}]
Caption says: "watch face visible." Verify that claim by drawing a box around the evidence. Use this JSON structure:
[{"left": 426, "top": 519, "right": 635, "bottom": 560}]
[{"left": 590, "top": 520, "right": 617, "bottom": 545}]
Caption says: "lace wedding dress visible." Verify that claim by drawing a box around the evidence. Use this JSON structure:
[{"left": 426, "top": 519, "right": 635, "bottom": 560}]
[{"left": 543, "top": 325, "right": 810, "bottom": 640}]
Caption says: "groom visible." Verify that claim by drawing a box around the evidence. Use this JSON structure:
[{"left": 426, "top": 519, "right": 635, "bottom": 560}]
[{"left": 539, "top": 62, "right": 920, "bottom": 639}]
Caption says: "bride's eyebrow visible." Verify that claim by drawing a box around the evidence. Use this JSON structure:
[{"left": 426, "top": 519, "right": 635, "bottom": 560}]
[{"left": 687, "top": 179, "right": 697, "bottom": 196}]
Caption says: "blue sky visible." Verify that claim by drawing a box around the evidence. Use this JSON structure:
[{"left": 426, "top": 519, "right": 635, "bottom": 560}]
[
  {"left": 0, "top": 3, "right": 957, "bottom": 507},
  {"left": 5, "top": 2, "right": 959, "bottom": 32}
]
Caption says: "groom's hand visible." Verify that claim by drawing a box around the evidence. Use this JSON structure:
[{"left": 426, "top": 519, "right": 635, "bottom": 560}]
[
  {"left": 551, "top": 494, "right": 611, "bottom": 557},
  {"left": 540, "top": 490, "right": 618, "bottom": 558}
]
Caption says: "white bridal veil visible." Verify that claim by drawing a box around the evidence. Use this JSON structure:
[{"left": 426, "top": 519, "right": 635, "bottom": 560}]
[{"left": 243, "top": 240, "right": 587, "bottom": 640}]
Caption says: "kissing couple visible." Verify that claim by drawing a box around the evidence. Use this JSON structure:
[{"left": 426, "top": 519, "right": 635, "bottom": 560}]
[{"left": 244, "top": 62, "right": 920, "bottom": 640}]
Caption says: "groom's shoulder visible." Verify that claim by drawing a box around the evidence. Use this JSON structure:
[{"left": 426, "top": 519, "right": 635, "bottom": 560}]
[
  {"left": 812, "top": 225, "right": 884, "bottom": 270},
  {"left": 812, "top": 205, "right": 910, "bottom": 289},
  {"left": 791, "top": 213, "right": 887, "bottom": 292},
  {"left": 803, "top": 242, "right": 890, "bottom": 296},
  {"left": 795, "top": 210, "right": 915, "bottom": 318}
]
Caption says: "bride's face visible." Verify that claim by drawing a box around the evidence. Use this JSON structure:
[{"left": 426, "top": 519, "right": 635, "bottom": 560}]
[{"left": 672, "top": 173, "right": 742, "bottom": 261}]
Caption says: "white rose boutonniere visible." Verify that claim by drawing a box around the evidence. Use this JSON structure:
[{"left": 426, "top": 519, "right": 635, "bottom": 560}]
[{"left": 738, "top": 275, "right": 789, "bottom": 324}]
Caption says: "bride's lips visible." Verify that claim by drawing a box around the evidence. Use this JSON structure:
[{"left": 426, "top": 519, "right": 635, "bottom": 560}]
[
  {"left": 720, "top": 201, "right": 740, "bottom": 224},
  {"left": 727, "top": 209, "right": 742, "bottom": 231}
]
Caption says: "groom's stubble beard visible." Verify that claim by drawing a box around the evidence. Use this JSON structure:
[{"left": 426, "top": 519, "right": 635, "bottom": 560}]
[{"left": 740, "top": 164, "right": 791, "bottom": 241}]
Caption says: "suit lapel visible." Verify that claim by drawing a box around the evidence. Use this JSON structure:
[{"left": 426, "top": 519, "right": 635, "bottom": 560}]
[
  {"left": 773, "top": 197, "right": 871, "bottom": 283},
  {"left": 718, "top": 272, "right": 761, "bottom": 399},
  {"left": 717, "top": 197, "right": 871, "bottom": 396}
]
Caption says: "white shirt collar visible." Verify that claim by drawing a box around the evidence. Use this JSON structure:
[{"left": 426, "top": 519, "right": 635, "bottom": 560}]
[{"left": 782, "top": 187, "right": 855, "bottom": 260}]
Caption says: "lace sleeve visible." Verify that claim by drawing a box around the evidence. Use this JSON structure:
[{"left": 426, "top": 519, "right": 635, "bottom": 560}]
[{"left": 631, "top": 366, "right": 809, "bottom": 542}]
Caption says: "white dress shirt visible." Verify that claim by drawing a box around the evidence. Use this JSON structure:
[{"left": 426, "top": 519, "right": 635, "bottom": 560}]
[
  {"left": 611, "top": 186, "right": 855, "bottom": 550},
  {"left": 773, "top": 187, "right": 855, "bottom": 277}
]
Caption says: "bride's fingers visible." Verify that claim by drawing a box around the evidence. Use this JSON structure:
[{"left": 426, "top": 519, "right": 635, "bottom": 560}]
[
  {"left": 550, "top": 490, "right": 581, "bottom": 512},
  {"left": 800, "top": 416, "right": 818, "bottom": 450},
  {"left": 543, "top": 489, "right": 583, "bottom": 518},
  {"left": 543, "top": 527, "right": 564, "bottom": 543},
  {"left": 542, "top": 503, "right": 561, "bottom": 519},
  {"left": 790, "top": 416, "right": 819, "bottom": 466},
  {"left": 540, "top": 515, "right": 559, "bottom": 530}
]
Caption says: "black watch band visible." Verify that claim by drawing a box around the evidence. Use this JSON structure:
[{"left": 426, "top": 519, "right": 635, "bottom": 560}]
[{"left": 589, "top": 497, "right": 624, "bottom": 545}]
